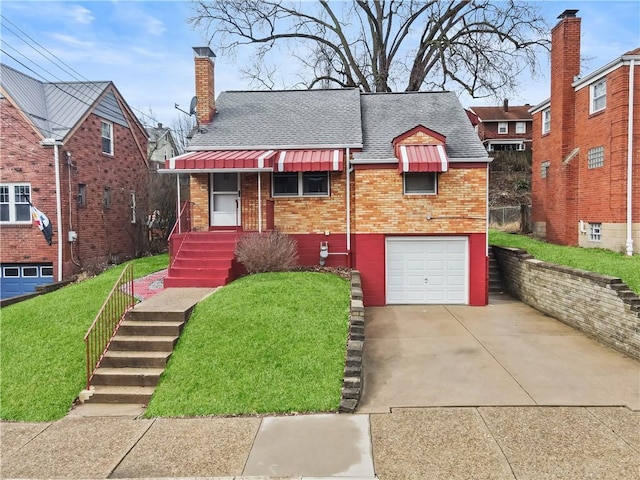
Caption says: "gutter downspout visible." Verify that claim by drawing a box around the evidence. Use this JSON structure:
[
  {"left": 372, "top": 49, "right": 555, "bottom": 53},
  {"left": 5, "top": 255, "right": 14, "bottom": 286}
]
[
  {"left": 176, "top": 174, "right": 181, "bottom": 233},
  {"left": 626, "top": 59, "right": 635, "bottom": 256},
  {"left": 258, "top": 172, "right": 262, "bottom": 233},
  {"left": 346, "top": 148, "right": 351, "bottom": 256},
  {"left": 42, "top": 139, "right": 64, "bottom": 281}
]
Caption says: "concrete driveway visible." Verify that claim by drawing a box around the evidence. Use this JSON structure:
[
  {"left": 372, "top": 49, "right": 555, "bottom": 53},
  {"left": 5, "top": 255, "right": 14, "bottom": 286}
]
[{"left": 359, "top": 295, "right": 640, "bottom": 413}]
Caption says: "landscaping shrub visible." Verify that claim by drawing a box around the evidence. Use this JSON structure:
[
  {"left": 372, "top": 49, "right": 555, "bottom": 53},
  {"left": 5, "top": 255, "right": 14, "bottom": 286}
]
[{"left": 235, "top": 230, "right": 299, "bottom": 273}]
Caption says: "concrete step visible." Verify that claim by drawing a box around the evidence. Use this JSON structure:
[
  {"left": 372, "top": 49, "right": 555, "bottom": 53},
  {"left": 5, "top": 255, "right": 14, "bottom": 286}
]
[
  {"left": 109, "top": 335, "right": 178, "bottom": 352},
  {"left": 127, "top": 309, "right": 192, "bottom": 323},
  {"left": 118, "top": 320, "right": 185, "bottom": 336},
  {"left": 85, "top": 385, "right": 155, "bottom": 404},
  {"left": 92, "top": 367, "right": 164, "bottom": 387},
  {"left": 163, "top": 277, "right": 228, "bottom": 288},
  {"left": 101, "top": 350, "right": 172, "bottom": 368}
]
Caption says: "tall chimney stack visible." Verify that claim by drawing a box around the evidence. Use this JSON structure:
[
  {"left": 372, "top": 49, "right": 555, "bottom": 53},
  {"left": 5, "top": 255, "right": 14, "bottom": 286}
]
[
  {"left": 503, "top": 99, "right": 509, "bottom": 112},
  {"left": 193, "top": 46, "right": 216, "bottom": 124},
  {"left": 551, "top": 10, "right": 580, "bottom": 158}
]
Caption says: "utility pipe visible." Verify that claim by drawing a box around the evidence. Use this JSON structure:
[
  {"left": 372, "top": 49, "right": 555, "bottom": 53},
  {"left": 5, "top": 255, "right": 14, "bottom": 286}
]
[
  {"left": 346, "top": 147, "right": 351, "bottom": 252},
  {"left": 258, "top": 172, "right": 262, "bottom": 233},
  {"left": 626, "top": 58, "right": 635, "bottom": 256},
  {"left": 176, "top": 174, "right": 181, "bottom": 233}
]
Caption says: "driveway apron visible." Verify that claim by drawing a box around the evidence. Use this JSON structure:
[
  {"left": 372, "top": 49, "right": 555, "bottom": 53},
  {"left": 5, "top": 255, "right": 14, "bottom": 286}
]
[{"left": 358, "top": 296, "right": 640, "bottom": 413}]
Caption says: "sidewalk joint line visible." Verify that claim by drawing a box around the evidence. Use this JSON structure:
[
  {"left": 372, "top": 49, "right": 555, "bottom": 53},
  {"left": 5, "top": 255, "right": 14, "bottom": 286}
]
[
  {"left": 106, "top": 417, "right": 156, "bottom": 478},
  {"left": 475, "top": 407, "right": 518, "bottom": 479}
]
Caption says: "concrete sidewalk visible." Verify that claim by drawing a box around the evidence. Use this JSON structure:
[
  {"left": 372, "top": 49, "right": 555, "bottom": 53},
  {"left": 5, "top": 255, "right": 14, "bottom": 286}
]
[
  {"left": 2, "top": 407, "right": 638, "bottom": 479},
  {"left": 2, "top": 294, "right": 639, "bottom": 479}
]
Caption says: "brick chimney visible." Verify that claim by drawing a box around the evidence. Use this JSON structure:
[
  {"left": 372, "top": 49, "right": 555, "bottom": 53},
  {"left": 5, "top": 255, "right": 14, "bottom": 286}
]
[
  {"left": 503, "top": 99, "right": 509, "bottom": 112},
  {"left": 551, "top": 9, "right": 581, "bottom": 158},
  {"left": 193, "top": 46, "right": 216, "bottom": 124}
]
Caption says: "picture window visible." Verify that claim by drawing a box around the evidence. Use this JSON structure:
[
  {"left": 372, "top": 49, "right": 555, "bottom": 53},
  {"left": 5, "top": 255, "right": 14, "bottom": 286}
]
[
  {"left": 403, "top": 172, "right": 437, "bottom": 195},
  {"left": 272, "top": 172, "right": 329, "bottom": 197}
]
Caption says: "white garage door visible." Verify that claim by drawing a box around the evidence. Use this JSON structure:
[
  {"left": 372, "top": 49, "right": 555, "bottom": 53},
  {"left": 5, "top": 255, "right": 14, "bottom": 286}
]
[{"left": 386, "top": 237, "right": 468, "bottom": 304}]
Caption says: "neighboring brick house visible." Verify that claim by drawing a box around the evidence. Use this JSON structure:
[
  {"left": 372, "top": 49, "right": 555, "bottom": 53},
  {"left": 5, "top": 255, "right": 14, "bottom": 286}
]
[
  {"left": 146, "top": 123, "right": 180, "bottom": 170},
  {"left": 161, "top": 47, "right": 491, "bottom": 306},
  {"left": 530, "top": 10, "right": 640, "bottom": 255},
  {"left": 0, "top": 64, "right": 150, "bottom": 298},
  {"left": 469, "top": 101, "right": 533, "bottom": 153}
]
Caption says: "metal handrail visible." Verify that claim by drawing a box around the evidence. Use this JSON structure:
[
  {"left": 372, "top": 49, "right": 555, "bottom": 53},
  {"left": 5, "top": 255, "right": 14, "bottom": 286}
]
[{"left": 83, "top": 264, "right": 135, "bottom": 389}]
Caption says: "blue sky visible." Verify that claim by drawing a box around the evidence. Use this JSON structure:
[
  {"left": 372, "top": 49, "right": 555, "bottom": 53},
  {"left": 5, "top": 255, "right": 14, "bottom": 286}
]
[{"left": 1, "top": 1, "right": 639, "bottom": 127}]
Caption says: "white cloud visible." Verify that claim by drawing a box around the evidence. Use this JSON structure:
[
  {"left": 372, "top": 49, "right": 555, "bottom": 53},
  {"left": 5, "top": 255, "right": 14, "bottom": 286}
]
[
  {"left": 48, "top": 33, "right": 95, "bottom": 49},
  {"left": 68, "top": 5, "right": 95, "bottom": 25}
]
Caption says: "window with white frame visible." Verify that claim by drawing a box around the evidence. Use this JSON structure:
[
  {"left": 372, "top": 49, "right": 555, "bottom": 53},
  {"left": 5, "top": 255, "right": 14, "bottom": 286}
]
[
  {"left": 591, "top": 79, "right": 606, "bottom": 113},
  {"left": 541, "top": 161, "right": 550, "bottom": 178},
  {"left": 587, "top": 146, "right": 604, "bottom": 169},
  {"left": 589, "top": 222, "right": 602, "bottom": 241},
  {"left": 101, "top": 121, "right": 113, "bottom": 155},
  {"left": 77, "top": 184, "right": 86, "bottom": 207},
  {"left": 542, "top": 108, "right": 551, "bottom": 134},
  {"left": 498, "top": 122, "right": 508, "bottom": 134},
  {"left": 0, "top": 183, "right": 31, "bottom": 223},
  {"left": 515, "top": 122, "right": 526, "bottom": 134},
  {"left": 403, "top": 172, "right": 437, "bottom": 195},
  {"left": 272, "top": 172, "right": 330, "bottom": 197}
]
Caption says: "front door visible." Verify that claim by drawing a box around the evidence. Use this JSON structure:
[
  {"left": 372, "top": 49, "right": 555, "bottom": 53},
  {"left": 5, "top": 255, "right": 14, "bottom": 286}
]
[{"left": 210, "top": 173, "right": 240, "bottom": 227}]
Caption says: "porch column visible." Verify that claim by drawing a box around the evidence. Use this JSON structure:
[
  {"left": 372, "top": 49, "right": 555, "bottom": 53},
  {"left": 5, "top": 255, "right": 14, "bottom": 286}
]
[{"left": 258, "top": 172, "right": 262, "bottom": 233}]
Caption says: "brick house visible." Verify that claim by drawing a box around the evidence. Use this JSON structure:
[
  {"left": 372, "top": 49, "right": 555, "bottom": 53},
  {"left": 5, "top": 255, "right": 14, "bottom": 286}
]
[
  {"left": 469, "top": 100, "right": 533, "bottom": 153},
  {"left": 0, "top": 64, "right": 150, "bottom": 298},
  {"left": 161, "top": 47, "right": 491, "bottom": 306},
  {"left": 530, "top": 10, "right": 640, "bottom": 255}
]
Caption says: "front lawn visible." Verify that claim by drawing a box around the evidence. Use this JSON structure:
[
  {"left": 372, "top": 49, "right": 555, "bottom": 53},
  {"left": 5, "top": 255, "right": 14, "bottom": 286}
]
[
  {"left": 490, "top": 230, "right": 640, "bottom": 294},
  {"left": 0, "top": 254, "right": 168, "bottom": 422},
  {"left": 145, "top": 271, "right": 350, "bottom": 417}
]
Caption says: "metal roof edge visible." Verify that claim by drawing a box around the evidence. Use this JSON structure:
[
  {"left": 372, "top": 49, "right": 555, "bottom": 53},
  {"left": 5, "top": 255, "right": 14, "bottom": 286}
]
[{"left": 186, "top": 143, "right": 363, "bottom": 151}]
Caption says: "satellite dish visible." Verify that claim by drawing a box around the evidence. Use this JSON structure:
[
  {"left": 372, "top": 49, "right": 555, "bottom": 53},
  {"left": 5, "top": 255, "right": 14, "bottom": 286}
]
[{"left": 189, "top": 96, "right": 198, "bottom": 115}]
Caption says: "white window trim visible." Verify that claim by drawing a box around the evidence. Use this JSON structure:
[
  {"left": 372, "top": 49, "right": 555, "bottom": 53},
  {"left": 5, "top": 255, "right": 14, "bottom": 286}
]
[
  {"left": 542, "top": 108, "right": 551, "bottom": 134},
  {"left": 515, "top": 122, "right": 526, "bottom": 134},
  {"left": 272, "top": 171, "right": 330, "bottom": 197},
  {"left": 590, "top": 79, "right": 606, "bottom": 114},
  {"left": 403, "top": 172, "right": 438, "bottom": 195},
  {"left": 101, "top": 121, "right": 114, "bottom": 155},
  {"left": 0, "top": 183, "right": 32, "bottom": 224},
  {"left": 498, "top": 122, "right": 508, "bottom": 134},
  {"left": 130, "top": 191, "right": 137, "bottom": 223}
]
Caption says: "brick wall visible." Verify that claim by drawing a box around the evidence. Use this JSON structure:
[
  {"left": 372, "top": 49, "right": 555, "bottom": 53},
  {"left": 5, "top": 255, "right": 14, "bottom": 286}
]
[
  {"left": 492, "top": 245, "right": 640, "bottom": 360},
  {"left": 190, "top": 173, "right": 209, "bottom": 230},
  {"left": 353, "top": 166, "right": 486, "bottom": 233}
]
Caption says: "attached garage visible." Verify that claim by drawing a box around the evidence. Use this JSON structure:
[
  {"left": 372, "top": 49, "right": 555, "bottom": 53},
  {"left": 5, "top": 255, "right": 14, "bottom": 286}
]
[
  {"left": 386, "top": 237, "right": 468, "bottom": 304},
  {"left": 0, "top": 263, "right": 53, "bottom": 300}
]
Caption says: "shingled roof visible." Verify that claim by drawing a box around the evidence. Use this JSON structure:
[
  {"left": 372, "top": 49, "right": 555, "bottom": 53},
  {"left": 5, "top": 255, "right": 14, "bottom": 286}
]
[
  {"left": 186, "top": 88, "right": 489, "bottom": 163},
  {"left": 187, "top": 88, "right": 363, "bottom": 150},
  {"left": 469, "top": 105, "right": 533, "bottom": 122}
]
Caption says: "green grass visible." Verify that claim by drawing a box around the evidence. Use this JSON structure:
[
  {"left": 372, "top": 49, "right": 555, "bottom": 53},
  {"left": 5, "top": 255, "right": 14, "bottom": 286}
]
[
  {"left": 0, "top": 254, "right": 168, "bottom": 422},
  {"left": 490, "top": 230, "right": 640, "bottom": 294},
  {"left": 145, "top": 272, "right": 350, "bottom": 417}
]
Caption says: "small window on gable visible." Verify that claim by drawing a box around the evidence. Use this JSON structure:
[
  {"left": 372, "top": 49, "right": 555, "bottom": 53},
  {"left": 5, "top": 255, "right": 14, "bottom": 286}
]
[
  {"left": 515, "top": 122, "right": 526, "bottom": 134},
  {"left": 587, "top": 146, "right": 604, "bottom": 169},
  {"left": 498, "top": 122, "right": 508, "bottom": 134},
  {"left": 591, "top": 79, "right": 606, "bottom": 113},
  {"left": 542, "top": 108, "right": 551, "bottom": 134},
  {"left": 541, "top": 161, "right": 550, "bottom": 178},
  {"left": 101, "top": 121, "right": 113, "bottom": 155},
  {"left": 403, "top": 172, "right": 437, "bottom": 195}
]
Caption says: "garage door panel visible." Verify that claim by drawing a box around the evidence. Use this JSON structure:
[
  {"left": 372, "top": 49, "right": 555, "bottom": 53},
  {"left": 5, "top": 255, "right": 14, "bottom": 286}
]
[{"left": 386, "top": 237, "right": 468, "bottom": 304}]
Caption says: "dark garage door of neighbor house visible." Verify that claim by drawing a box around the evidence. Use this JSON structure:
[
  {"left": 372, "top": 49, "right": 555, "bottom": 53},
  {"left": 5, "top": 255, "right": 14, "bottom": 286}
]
[{"left": 0, "top": 263, "right": 54, "bottom": 300}]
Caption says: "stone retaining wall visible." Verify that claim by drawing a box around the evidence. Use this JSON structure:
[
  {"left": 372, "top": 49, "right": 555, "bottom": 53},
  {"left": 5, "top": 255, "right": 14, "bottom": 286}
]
[
  {"left": 339, "top": 270, "right": 364, "bottom": 413},
  {"left": 491, "top": 246, "right": 640, "bottom": 361}
]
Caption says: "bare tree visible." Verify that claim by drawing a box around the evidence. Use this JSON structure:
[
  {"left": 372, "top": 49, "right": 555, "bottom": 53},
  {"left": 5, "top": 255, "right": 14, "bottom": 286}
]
[{"left": 189, "top": 0, "right": 549, "bottom": 97}]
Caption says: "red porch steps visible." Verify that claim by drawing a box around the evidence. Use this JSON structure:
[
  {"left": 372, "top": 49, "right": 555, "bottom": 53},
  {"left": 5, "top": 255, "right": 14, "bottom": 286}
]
[{"left": 164, "top": 231, "right": 240, "bottom": 288}]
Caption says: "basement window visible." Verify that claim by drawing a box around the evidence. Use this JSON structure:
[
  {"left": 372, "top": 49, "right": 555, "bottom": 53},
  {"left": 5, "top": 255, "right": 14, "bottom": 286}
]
[
  {"left": 587, "top": 146, "right": 604, "bottom": 169},
  {"left": 589, "top": 223, "right": 602, "bottom": 242}
]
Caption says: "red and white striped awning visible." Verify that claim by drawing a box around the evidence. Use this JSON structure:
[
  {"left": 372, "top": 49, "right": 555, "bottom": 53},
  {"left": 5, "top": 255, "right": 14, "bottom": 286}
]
[
  {"left": 166, "top": 150, "right": 276, "bottom": 171},
  {"left": 398, "top": 144, "right": 448, "bottom": 173},
  {"left": 275, "top": 149, "right": 344, "bottom": 172}
]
